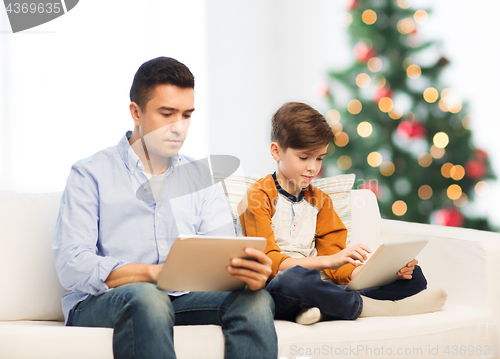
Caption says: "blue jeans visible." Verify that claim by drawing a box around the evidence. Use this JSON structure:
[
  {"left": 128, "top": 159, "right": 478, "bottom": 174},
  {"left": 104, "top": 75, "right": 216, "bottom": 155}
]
[
  {"left": 70, "top": 283, "right": 277, "bottom": 359},
  {"left": 265, "top": 265, "right": 427, "bottom": 321}
]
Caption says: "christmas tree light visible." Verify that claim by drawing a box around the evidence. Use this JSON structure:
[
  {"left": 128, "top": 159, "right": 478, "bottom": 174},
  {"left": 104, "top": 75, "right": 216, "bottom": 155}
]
[
  {"left": 392, "top": 200, "right": 408, "bottom": 216},
  {"left": 414, "top": 10, "right": 428, "bottom": 24},
  {"left": 380, "top": 161, "right": 395, "bottom": 176},
  {"left": 418, "top": 185, "right": 432, "bottom": 200},
  {"left": 357, "top": 122, "right": 373, "bottom": 137},
  {"left": 367, "top": 57, "right": 383, "bottom": 72},
  {"left": 430, "top": 145, "right": 444, "bottom": 159},
  {"left": 423, "top": 87, "right": 439, "bottom": 103},
  {"left": 362, "top": 9, "right": 377, "bottom": 25}
]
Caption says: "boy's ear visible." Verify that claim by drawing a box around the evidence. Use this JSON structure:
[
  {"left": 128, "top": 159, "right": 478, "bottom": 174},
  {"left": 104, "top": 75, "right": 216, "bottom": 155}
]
[{"left": 270, "top": 142, "right": 281, "bottom": 161}]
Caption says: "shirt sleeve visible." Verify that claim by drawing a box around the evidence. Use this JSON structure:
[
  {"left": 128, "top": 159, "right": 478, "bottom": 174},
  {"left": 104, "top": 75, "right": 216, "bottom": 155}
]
[
  {"left": 315, "top": 194, "right": 359, "bottom": 284},
  {"left": 52, "top": 163, "right": 128, "bottom": 296},
  {"left": 198, "top": 181, "right": 236, "bottom": 236},
  {"left": 238, "top": 184, "right": 289, "bottom": 278}
]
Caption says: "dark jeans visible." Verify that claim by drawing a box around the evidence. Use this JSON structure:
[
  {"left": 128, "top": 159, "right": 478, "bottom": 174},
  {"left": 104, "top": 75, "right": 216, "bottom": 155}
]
[
  {"left": 71, "top": 282, "right": 277, "bottom": 359},
  {"left": 265, "top": 265, "right": 427, "bottom": 321}
]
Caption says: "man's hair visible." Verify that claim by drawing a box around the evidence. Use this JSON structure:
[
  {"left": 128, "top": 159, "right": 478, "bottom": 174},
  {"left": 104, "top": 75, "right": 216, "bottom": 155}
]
[
  {"left": 130, "top": 57, "right": 194, "bottom": 110},
  {"left": 271, "top": 102, "right": 333, "bottom": 151}
]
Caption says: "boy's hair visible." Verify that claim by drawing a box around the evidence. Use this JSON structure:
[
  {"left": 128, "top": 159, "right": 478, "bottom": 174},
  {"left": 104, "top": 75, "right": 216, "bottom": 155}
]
[
  {"left": 271, "top": 102, "right": 333, "bottom": 151},
  {"left": 130, "top": 57, "right": 194, "bottom": 111}
]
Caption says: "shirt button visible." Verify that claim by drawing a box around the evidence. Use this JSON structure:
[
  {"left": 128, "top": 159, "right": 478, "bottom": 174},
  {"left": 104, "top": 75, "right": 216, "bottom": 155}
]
[
  {"left": 160, "top": 244, "right": 165, "bottom": 250},
  {"left": 143, "top": 184, "right": 149, "bottom": 189},
  {"left": 131, "top": 169, "right": 134, "bottom": 174},
  {"left": 138, "top": 163, "right": 142, "bottom": 167},
  {"left": 157, "top": 213, "right": 160, "bottom": 218}
]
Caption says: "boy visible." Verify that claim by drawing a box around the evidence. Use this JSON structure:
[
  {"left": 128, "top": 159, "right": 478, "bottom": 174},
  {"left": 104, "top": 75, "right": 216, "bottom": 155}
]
[{"left": 238, "top": 102, "right": 446, "bottom": 325}]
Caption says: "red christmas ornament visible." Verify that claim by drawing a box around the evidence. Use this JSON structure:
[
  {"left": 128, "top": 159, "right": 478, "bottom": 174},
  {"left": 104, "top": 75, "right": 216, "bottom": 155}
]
[
  {"left": 397, "top": 120, "right": 427, "bottom": 139},
  {"left": 354, "top": 43, "right": 377, "bottom": 63},
  {"left": 374, "top": 87, "right": 393, "bottom": 103},
  {"left": 435, "top": 208, "right": 464, "bottom": 227},
  {"left": 465, "top": 159, "right": 487, "bottom": 180},
  {"left": 347, "top": 0, "right": 359, "bottom": 10},
  {"left": 474, "top": 149, "right": 488, "bottom": 162}
]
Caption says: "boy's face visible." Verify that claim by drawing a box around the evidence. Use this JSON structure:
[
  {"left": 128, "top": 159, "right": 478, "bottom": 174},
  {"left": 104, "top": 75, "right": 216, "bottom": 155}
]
[
  {"left": 272, "top": 143, "right": 329, "bottom": 196},
  {"left": 130, "top": 84, "right": 194, "bottom": 159}
]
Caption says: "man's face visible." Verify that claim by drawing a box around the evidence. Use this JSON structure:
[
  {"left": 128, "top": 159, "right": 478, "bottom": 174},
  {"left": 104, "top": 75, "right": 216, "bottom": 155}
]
[{"left": 133, "top": 84, "right": 194, "bottom": 159}]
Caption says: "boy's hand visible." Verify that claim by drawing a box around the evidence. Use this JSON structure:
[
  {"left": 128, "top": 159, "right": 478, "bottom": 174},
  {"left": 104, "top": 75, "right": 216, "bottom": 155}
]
[
  {"left": 326, "top": 244, "right": 371, "bottom": 269},
  {"left": 397, "top": 259, "right": 418, "bottom": 280},
  {"left": 227, "top": 247, "right": 273, "bottom": 291}
]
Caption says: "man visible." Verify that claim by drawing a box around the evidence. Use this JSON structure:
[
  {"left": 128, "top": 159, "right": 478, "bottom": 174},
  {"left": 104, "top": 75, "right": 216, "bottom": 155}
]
[{"left": 52, "top": 57, "right": 277, "bottom": 359}]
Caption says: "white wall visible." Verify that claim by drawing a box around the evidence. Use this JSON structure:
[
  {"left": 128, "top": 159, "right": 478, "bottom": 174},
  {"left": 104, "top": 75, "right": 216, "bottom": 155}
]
[
  {"left": 0, "top": 0, "right": 209, "bottom": 192},
  {"left": 0, "top": 9, "right": 10, "bottom": 191}
]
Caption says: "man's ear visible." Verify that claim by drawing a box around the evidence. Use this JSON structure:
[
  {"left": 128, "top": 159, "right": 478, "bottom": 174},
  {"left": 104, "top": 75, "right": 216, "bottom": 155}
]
[
  {"left": 270, "top": 142, "right": 281, "bottom": 161},
  {"left": 129, "top": 102, "right": 141, "bottom": 126}
]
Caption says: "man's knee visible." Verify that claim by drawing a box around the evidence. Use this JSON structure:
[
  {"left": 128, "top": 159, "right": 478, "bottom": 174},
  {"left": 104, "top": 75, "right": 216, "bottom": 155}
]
[
  {"left": 120, "top": 283, "right": 174, "bottom": 323},
  {"left": 230, "top": 289, "right": 275, "bottom": 321}
]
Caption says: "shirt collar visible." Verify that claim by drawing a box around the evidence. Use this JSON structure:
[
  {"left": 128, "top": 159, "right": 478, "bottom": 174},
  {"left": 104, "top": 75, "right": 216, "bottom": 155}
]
[
  {"left": 117, "top": 131, "right": 181, "bottom": 175},
  {"left": 272, "top": 172, "right": 305, "bottom": 203}
]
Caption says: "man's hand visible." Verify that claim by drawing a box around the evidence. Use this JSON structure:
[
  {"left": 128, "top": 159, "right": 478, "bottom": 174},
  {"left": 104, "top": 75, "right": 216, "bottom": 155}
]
[
  {"left": 397, "top": 259, "right": 418, "bottom": 280},
  {"left": 227, "top": 247, "right": 272, "bottom": 291},
  {"left": 325, "top": 244, "right": 371, "bottom": 269}
]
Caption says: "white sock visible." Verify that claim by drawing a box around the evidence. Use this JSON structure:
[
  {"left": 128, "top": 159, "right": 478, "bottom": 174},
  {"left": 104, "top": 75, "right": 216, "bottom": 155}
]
[
  {"left": 296, "top": 307, "right": 322, "bottom": 325},
  {"left": 359, "top": 288, "right": 447, "bottom": 317}
]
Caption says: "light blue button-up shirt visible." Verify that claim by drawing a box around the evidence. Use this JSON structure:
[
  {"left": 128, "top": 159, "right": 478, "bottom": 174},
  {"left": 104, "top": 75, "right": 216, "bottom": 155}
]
[{"left": 52, "top": 131, "right": 235, "bottom": 324}]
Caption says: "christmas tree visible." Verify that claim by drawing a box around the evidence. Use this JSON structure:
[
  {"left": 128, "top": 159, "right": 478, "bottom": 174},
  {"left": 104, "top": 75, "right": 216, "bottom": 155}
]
[{"left": 322, "top": 0, "right": 496, "bottom": 230}]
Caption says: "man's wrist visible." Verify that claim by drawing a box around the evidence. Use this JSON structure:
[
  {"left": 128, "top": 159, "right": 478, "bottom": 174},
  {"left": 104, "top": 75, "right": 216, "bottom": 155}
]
[{"left": 148, "top": 264, "right": 162, "bottom": 283}]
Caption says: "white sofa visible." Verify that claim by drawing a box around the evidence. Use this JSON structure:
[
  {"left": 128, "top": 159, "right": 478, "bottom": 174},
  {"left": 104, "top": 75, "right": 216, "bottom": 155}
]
[{"left": 1, "top": 188, "right": 499, "bottom": 359}]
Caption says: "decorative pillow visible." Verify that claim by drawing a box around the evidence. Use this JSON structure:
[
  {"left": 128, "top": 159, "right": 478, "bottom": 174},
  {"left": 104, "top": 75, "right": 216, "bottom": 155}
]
[
  {"left": 215, "top": 173, "right": 355, "bottom": 245},
  {"left": 311, "top": 173, "right": 356, "bottom": 245},
  {"left": 213, "top": 174, "right": 258, "bottom": 229}
]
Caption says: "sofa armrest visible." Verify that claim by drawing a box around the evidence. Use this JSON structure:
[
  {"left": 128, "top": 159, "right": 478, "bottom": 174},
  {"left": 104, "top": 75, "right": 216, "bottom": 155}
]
[{"left": 382, "top": 219, "right": 500, "bottom": 329}]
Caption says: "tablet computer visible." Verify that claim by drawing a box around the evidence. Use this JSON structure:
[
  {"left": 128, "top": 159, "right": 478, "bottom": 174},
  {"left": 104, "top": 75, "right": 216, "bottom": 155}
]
[
  {"left": 156, "top": 235, "right": 266, "bottom": 292},
  {"left": 346, "top": 239, "right": 428, "bottom": 291}
]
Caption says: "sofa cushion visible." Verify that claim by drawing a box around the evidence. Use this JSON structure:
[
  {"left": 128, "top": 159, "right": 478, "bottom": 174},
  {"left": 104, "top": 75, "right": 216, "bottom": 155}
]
[
  {"left": 0, "top": 304, "right": 495, "bottom": 359},
  {"left": 275, "top": 304, "right": 497, "bottom": 359},
  {"left": 214, "top": 173, "right": 356, "bottom": 243},
  {"left": 0, "top": 192, "right": 66, "bottom": 321},
  {"left": 0, "top": 321, "right": 225, "bottom": 359}
]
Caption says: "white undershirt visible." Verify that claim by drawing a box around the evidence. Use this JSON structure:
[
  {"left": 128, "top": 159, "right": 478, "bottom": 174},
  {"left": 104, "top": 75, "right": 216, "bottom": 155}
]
[{"left": 143, "top": 170, "right": 168, "bottom": 202}]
